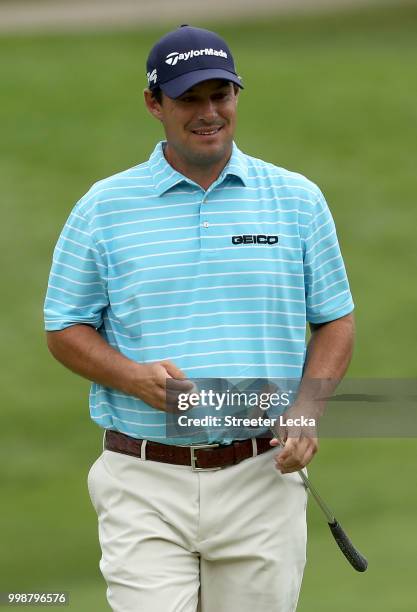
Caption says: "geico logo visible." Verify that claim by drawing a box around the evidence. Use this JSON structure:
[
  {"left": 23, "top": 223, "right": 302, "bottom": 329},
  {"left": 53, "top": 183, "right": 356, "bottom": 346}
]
[{"left": 232, "top": 235, "right": 279, "bottom": 245}]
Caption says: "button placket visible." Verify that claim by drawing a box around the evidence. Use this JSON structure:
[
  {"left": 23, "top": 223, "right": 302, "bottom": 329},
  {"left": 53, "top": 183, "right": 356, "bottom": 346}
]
[
  {"left": 200, "top": 194, "right": 217, "bottom": 258},
  {"left": 200, "top": 176, "right": 229, "bottom": 258}
]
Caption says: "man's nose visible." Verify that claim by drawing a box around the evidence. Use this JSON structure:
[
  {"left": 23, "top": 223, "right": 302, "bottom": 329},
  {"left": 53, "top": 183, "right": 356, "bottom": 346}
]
[{"left": 197, "top": 98, "right": 218, "bottom": 121}]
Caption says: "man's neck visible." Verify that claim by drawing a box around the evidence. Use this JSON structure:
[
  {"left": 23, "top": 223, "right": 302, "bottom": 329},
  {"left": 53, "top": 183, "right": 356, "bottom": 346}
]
[{"left": 163, "top": 143, "right": 232, "bottom": 191}]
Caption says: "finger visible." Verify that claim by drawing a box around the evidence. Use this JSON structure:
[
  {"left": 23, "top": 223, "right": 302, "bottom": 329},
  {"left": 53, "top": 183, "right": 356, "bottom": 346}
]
[
  {"left": 170, "top": 381, "right": 199, "bottom": 407},
  {"left": 274, "top": 455, "right": 300, "bottom": 473},
  {"left": 269, "top": 437, "right": 282, "bottom": 447},
  {"left": 277, "top": 437, "right": 316, "bottom": 472},
  {"left": 275, "top": 452, "right": 303, "bottom": 473},
  {"left": 278, "top": 463, "right": 302, "bottom": 474},
  {"left": 300, "top": 440, "right": 318, "bottom": 468},
  {"left": 276, "top": 438, "right": 307, "bottom": 468},
  {"left": 279, "top": 453, "right": 311, "bottom": 473},
  {"left": 166, "top": 378, "right": 195, "bottom": 392},
  {"left": 162, "top": 360, "right": 187, "bottom": 380},
  {"left": 276, "top": 437, "right": 299, "bottom": 461},
  {"left": 161, "top": 366, "right": 196, "bottom": 406}
]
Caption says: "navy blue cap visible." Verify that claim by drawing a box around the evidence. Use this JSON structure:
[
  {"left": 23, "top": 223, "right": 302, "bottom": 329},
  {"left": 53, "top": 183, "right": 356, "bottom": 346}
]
[{"left": 146, "top": 25, "right": 243, "bottom": 99}]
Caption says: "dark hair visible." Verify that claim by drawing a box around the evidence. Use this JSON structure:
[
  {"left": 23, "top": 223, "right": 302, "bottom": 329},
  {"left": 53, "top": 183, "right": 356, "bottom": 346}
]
[{"left": 151, "top": 86, "right": 163, "bottom": 105}]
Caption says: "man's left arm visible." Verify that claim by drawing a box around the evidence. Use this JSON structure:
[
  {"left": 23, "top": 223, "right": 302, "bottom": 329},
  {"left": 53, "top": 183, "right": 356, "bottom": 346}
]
[
  {"left": 270, "top": 184, "right": 355, "bottom": 472},
  {"left": 271, "top": 312, "right": 355, "bottom": 473}
]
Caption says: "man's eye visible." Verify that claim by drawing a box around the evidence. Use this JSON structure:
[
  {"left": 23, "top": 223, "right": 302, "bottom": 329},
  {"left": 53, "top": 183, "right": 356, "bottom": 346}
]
[{"left": 213, "top": 92, "right": 229, "bottom": 100}]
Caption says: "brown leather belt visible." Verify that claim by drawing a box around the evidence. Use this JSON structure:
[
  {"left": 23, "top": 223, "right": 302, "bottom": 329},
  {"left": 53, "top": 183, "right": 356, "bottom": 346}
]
[{"left": 105, "top": 429, "right": 273, "bottom": 471}]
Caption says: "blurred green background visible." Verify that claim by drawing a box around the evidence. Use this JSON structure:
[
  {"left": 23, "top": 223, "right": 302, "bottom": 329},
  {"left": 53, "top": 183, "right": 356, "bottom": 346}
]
[{"left": 1, "top": 2, "right": 417, "bottom": 610}]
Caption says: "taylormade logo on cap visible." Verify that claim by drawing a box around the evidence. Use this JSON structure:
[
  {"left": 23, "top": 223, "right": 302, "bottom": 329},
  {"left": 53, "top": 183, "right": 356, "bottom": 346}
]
[
  {"left": 147, "top": 69, "right": 158, "bottom": 85},
  {"left": 165, "top": 48, "right": 228, "bottom": 66}
]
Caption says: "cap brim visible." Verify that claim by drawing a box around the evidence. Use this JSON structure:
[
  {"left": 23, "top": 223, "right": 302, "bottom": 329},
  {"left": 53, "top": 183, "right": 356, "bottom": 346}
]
[{"left": 160, "top": 69, "right": 243, "bottom": 99}]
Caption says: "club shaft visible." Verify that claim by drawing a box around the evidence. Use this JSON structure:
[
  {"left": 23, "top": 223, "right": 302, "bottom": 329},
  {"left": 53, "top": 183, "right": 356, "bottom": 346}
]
[
  {"left": 270, "top": 430, "right": 335, "bottom": 522},
  {"left": 297, "top": 469, "right": 335, "bottom": 522}
]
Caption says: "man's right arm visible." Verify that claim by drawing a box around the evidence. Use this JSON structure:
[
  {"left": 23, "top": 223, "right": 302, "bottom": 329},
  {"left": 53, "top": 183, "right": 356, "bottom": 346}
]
[{"left": 46, "top": 325, "right": 189, "bottom": 412}]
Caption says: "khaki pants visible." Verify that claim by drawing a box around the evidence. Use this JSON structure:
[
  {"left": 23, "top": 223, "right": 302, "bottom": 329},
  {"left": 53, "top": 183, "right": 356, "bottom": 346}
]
[{"left": 87, "top": 444, "right": 307, "bottom": 612}]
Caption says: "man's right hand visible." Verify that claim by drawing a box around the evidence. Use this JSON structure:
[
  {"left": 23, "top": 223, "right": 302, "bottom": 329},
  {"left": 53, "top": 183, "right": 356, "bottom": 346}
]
[{"left": 128, "top": 360, "right": 195, "bottom": 413}]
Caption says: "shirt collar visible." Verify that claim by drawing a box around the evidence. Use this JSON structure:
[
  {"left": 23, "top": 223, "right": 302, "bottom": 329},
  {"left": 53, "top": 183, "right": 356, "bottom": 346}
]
[
  {"left": 222, "top": 141, "right": 249, "bottom": 187},
  {"left": 149, "top": 141, "right": 249, "bottom": 196}
]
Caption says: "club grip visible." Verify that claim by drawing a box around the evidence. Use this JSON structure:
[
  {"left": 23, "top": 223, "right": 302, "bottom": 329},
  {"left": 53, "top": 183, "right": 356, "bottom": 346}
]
[{"left": 328, "top": 520, "right": 368, "bottom": 572}]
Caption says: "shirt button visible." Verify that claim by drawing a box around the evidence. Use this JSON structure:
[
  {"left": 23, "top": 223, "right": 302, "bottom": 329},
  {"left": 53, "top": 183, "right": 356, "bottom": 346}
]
[{"left": 203, "top": 221, "right": 209, "bottom": 228}]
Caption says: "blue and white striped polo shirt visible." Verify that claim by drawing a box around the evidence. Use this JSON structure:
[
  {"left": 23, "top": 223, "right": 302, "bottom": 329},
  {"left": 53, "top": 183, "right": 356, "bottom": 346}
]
[{"left": 44, "top": 141, "right": 354, "bottom": 444}]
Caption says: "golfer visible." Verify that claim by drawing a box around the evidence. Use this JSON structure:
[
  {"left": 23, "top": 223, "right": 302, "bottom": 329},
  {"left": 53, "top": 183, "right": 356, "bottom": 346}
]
[{"left": 44, "top": 25, "right": 355, "bottom": 612}]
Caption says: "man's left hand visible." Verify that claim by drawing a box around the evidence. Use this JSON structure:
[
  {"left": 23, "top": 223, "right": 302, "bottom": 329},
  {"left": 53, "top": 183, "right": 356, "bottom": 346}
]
[
  {"left": 270, "top": 435, "right": 318, "bottom": 473},
  {"left": 269, "top": 406, "right": 318, "bottom": 473}
]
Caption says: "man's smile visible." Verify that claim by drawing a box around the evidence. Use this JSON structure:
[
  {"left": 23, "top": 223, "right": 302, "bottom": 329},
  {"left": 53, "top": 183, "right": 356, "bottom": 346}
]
[{"left": 190, "top": 125, "right": 224, "bottom": 137}]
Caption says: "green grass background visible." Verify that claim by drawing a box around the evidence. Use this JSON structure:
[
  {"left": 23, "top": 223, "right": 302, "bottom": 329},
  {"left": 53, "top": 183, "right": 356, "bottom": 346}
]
[{"left": 1, "top": 3, "right": 417, "bottom": 610}]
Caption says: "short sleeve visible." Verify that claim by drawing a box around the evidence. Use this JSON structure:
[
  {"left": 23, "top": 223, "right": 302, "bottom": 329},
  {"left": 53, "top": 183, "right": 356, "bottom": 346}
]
[
  {"left": 44, "top": 205, "right": 108, "bottom": 331},
  {"left": 303, "top": 190, "right": 354, "bottom": 324}
]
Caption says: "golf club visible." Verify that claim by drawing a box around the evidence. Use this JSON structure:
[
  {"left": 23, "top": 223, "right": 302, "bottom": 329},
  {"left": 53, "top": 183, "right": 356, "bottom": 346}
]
[
  {"left": 231, "top": 376, "right": 368, "bottom": 572},
  {"left": 270, "top": 431, "right": 368, "bottom": 572}
]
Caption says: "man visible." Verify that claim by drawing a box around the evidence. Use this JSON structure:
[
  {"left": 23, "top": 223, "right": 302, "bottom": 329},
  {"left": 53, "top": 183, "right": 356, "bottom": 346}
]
[{"left": 44, "top": 25, "right": 354, "bottom": 612}]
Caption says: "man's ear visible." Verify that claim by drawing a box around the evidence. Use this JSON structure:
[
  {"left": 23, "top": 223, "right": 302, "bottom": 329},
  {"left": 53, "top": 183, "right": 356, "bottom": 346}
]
[
  {"left": 233, "top": 84, "right": 240, "bottom": 103},
  {"left": 144, "top": 89, "right": 163, "bottom": 121}
]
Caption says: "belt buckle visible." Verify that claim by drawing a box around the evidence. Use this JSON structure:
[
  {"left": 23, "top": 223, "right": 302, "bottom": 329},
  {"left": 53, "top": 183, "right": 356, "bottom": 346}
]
[{"left": 190, "top": 444, "right": 221, "bottom": 472}]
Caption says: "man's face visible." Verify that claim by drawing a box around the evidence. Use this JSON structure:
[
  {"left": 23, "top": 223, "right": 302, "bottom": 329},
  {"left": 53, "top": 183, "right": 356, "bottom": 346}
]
[{"left": 145, "top": 79, "right": 239, "bottom": 169}]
